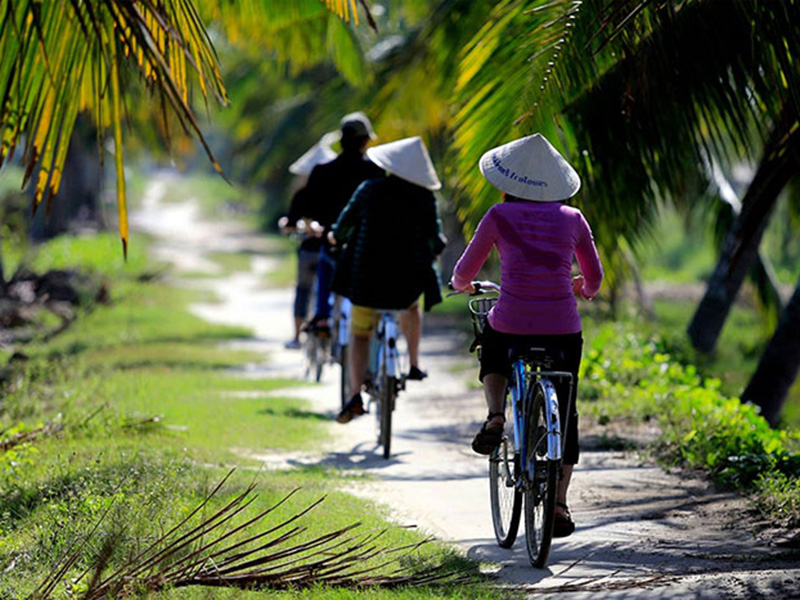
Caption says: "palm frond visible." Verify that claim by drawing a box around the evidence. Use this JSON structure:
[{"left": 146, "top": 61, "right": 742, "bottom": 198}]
[
  {"left": 0, "top": 0, "right": 374, "bottom": 255},
  {"left": 33, "top": 474, "right": 473, "bottom": 598},
  {"left": 0, "top": 0, "right": 226, "bottom": 255},
  {"left": 448, "top": 0, "right": 800, "bottom": 265}
]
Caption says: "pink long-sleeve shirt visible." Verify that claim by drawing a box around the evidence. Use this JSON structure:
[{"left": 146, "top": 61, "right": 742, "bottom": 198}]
[{"left": 452, "top": 201, "right": 603, "bottom": 335}]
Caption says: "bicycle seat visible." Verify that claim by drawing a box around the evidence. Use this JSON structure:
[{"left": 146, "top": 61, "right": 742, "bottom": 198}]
[{"left": 509, "top": 345, "right": 554, "bottom": 367}]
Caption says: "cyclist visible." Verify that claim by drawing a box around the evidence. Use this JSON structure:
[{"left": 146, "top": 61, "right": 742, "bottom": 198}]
[
  {"left": 450, "top": 133, "right": 603, "bottom": 538},
  {"left": 279, "top": 136, "right": 337, "bottom": 349},
  {"left": 300, "top": 112, "right": 385, "bottom": 333},
  {"left": 329, "top": 136, "right": 447, "bottom": 423}
]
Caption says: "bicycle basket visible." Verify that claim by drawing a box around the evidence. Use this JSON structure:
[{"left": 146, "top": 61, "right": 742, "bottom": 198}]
[{"left": 468, "top": 296, "right": 497, "bottom": 339}]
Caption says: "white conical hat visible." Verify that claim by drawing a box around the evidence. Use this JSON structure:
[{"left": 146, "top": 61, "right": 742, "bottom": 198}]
[
  {"left": 288, "top": 134, "right": 338, "bottom": 175},
  {"left": 366, "top": 136, "right": 442, "bottom": 190},
  {"left": 479, "top": 133, "right": 581, "bottom": 201}
]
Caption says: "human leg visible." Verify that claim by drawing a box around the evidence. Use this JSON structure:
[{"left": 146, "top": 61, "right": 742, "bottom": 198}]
[
  {"left": 400, "top": 302, "right": 427, "bottom": 380},
  {"left": 336, "top": 304, "right": 376, "bottom": 423},
  {"left": 349, "top": 333, "right": 370, "bottom": 399},
  {"left": 312, "top": 248, "right": 336, "bottom": 325},
  {"left": 400, "top": 303, "right": 421, "bottom": 366},
  {"left": 472, "top": 324, "right": 512, "bottom": 454},
  {"left": 290, "top": 249, "right": 319, "bottom": 344},
  {"left": 549, "top": 332, "right": 583, "bottom": 536}
]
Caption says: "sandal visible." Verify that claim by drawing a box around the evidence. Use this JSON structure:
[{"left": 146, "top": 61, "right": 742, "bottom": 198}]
[
  {"left": 554, "top": 502, "right": 576, "bottom": 538},
  {"left": 336, "top": 393, "right": 366, "bottom": 424},
  {"left": 471, "top": 412, "right": 506, "bottom": 455},
  {"left": 407, "top": 365, "right": 428, "bottom": 381}
]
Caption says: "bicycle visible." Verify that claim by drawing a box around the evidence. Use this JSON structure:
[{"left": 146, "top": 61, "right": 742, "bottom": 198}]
[
  {"left": 455, "top": 281, "right": 573, "bottom": 568},
  {"left": 364, "top": 310, "right": 407, "bottom": 459},
  {"left": 330, "top": 295, "right": 351, "bottom": 410},
  {"left": 302, "top": 323, "right": 329, "bottom": 383},
  {"left": 278, "top": 217, "right": 328, "bottom": 383}
]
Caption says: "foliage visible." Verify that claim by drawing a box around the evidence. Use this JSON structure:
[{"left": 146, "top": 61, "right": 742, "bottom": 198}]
[
  {"left": 0, "top": 0, "right": 372, "bottom": 255},
  {"left": 580, "top": 318, "right": 800, "bottom": 518},
  {"left": 448, "top": 0, "right": 800, "bottom": 255}
]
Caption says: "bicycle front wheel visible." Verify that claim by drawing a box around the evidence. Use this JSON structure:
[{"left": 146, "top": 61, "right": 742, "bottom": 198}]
[
  {"left": 379, "top": 375, "right": 395, "bottom": 459},
  {"left": 489, "top": 443, "right": 522, "bottom": 547},
  {"left": 302, "top": 334, "right": 316, "bottom": 381},
  {"left": 314, "top": 336, "right": 329, "bottom": 383},
  {"left": 524, "top": 383, "right": 559, "bottom": 568}
]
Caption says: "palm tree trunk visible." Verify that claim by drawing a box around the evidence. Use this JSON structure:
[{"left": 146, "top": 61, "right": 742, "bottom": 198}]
[
  {"left": 741, "top": 274, "right": 800, "bottom": 427},
  {"left": 687, "top": 110, "right": 800, "bottom": 352},
  {"left": 0, "top": 228, "right": 5, "bottom": 295}
]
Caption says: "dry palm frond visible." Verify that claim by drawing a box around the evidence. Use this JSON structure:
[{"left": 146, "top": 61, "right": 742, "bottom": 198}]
[
  {"left": 32, "top": 471, "right": 473, "bottom": 598},
  {"left": 0, "top": 422, "right": 63, "bottom": 452}
]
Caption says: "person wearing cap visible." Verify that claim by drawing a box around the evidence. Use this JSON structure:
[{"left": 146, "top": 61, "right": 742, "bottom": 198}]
[
  {"left": 450, "top": 133, "right": 603, "bottom": 538},
  {"left": 300, "top": 112, "right": 385, "bottom": 332},
  {"left": 279, "top": 136, "right": 338, "bottom": 348},
  {"left": 328, "top": 136, "right": 447, "bottom": 423}
]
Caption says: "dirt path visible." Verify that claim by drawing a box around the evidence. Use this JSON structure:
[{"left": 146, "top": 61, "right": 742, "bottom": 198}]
[{"left": 133, "top": 173, "right": 800, "bottom": 598}]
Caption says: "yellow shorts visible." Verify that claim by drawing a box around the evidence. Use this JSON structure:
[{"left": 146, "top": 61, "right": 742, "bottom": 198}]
[{"left": 350, "top": 301, "right": 419, "bottom": 336}]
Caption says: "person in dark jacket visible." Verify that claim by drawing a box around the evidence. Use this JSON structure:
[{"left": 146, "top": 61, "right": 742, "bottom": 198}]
[
  {"left": 330, "top": 136, "right": 447, "bottom": 423},
  {"left": 300, "top": 112, "right": 384, "bottom": 330},
  {"left": 279, "top": 137, "right": 338, "bottom": 348}
]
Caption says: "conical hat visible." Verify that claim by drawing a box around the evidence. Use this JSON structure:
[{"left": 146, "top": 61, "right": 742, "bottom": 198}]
[
  {"left": 366, "top": 136, "right": 442, "bottom": 190},
  {"left": 479, "top": 133, "right": 581, "bottom": 201},
  {"left": 288, "top": 135, "right": 337, "bottom": 175}
]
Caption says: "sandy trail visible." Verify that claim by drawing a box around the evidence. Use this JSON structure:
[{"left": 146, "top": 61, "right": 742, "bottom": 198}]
[{"left": 132, "top": 173, "right": 799, "bottom": 598}]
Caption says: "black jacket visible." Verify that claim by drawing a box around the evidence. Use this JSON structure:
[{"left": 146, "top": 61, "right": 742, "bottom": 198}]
[
  {"left": 331, "top": 176, "right": 446, "bottom": 311},
  {"left": 300, "top": 151, "right": 385, "bottom": 235}
]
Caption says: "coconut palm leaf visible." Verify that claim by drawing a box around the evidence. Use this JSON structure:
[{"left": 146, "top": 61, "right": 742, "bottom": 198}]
[
  {"left": 448, "top": 0, "right": 800, "bottom": 259},
  {"left": 33, "top": 475, "right": 473, "bottom": 598},
  {"left": 0, "top": 0, "right": 373, "bottom": 255}
]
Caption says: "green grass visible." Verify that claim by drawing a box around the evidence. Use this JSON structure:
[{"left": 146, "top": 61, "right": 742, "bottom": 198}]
[
  {"left": 0, "top": 234, "right": 487, "bottom": 599},
  {"left": 637, "top": 209, "right": 717, "bottom": 284}
]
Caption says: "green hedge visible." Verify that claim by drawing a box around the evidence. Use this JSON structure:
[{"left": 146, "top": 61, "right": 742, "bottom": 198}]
[{"left": 581, "top": 322, "right": 800, "bottom": 526}]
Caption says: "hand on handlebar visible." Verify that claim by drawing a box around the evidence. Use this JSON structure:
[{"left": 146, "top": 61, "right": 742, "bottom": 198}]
[
  {"left": 308, "top": 221, "right": 324, "bottom": 238},
  {"left": 278, "top": 216, "right": 293, "bottom": 235},
  {"left": 447, "top": 279, "right": 499, "bottom": 296},
  {"left": 572, "top": 274, "right": 593, "bottom": 300}
]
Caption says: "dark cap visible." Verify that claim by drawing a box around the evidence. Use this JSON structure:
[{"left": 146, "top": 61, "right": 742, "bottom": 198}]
[{"left": 339, "top": 111, "right": 377, "bottom": 140}]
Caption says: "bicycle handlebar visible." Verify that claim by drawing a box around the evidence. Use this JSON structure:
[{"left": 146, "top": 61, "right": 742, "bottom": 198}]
[{"left": 446, "top": 280, "right": 500, "bottom": 297}]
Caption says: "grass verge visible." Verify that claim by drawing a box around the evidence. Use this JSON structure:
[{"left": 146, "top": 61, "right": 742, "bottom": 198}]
[{"left": 0, "top": 235, "right": 492, "bottom": 599}]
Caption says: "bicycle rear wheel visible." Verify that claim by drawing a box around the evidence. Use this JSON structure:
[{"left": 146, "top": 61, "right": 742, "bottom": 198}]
[
  {"left": 378, "top": 374, "right": 395, "bottom": 459},
  {"left": 339, "top": 344, "right": 349, "bottom": 410},
  {"left": 524, "top": 382, "right": 559, "bottom": 568}
]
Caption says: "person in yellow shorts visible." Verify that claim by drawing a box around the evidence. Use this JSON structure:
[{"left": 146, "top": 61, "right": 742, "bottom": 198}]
[{"left": 329, "top": 137, "right": 446, "bottom": 423}]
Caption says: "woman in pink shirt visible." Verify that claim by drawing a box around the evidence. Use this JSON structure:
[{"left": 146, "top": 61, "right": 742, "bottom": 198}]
[{"left": 451, "top": 133, "right": 603, "bottom": 537}]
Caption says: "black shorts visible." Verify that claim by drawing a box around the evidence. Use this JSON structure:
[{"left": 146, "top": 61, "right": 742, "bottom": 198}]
[{"left": 479, "top": 323, "right": 583, "bottom": 465}]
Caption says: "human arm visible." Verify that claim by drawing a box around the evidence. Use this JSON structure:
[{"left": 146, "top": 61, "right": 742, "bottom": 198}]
[
  {"left": 330, "top": 181, "right": 367, "bottom": 246},
  {"left": 425, "top": 194, "right": 447, "bottom": 257},
  {"left": 296, "top": 164, "right": 326, "bottom": 224},
  {"left": 281, "top": 186, "right": 309, "bottom": 234},
  {"left": 574, "top": 213, "right": 604, "bottom": 299},
  {"left": 451, "top": 208, "right": 499, "bottom": 292}
]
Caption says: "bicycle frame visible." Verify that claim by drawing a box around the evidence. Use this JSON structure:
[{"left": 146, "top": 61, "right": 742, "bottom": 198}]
[
  {"left": 337, "top": 298, "right": 351, "bottom": 349},
  {"left": 508, "top": 360, "right": 573, "bottom": 485},
  {"left": 369, "top": 311, "right": 403, "bottom": 384},
  {"left": 331, "top": 296, "right": 351, "bottom": 362}
]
